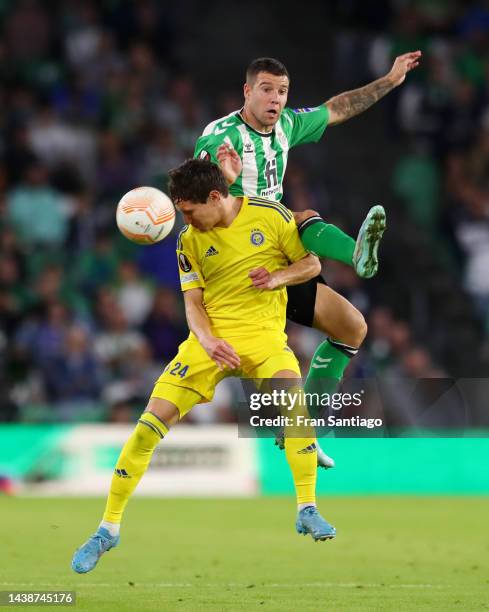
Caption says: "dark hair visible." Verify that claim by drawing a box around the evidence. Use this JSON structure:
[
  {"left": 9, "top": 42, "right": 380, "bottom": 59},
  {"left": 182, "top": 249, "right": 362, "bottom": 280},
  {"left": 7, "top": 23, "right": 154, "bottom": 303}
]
[
  {"left": 246, "top": 57, "right": 290, "bottom": 84},
  {"left": 168, "top": 158, "right": 229, "bottom": 205}
]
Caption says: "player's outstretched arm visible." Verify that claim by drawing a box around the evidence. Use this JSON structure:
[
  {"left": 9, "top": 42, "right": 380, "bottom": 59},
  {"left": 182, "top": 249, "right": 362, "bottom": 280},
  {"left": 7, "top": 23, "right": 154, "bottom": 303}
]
[
  {"left": 249, "top": 254, "right": 321, "bottom": 290},
  {"left": 325, "top": 51, "right": 422, "bottom": 126},
  {"left": 184, "top": 288, "right": 241, "bottom": 370}
]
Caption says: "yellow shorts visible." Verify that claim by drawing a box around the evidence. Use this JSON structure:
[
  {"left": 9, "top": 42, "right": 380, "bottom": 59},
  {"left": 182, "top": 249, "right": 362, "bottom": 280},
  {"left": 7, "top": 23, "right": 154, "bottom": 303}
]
[{"left": 151, "top": 332, "right": 301, "bottom": 416}]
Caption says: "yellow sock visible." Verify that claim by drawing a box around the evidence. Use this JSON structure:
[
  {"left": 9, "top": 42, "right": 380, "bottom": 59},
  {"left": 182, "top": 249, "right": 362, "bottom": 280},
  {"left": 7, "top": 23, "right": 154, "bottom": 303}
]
[
  {"left": 284, "top": 437, "right": 317, "bottom": 506},
  {"left": 103, "top": 412, "right": 169, "bottom": 523}
]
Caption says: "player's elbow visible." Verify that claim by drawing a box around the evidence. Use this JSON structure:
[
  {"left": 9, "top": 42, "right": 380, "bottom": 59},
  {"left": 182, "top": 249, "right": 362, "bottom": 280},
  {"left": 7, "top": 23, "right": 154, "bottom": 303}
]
[
  {"left": 293, "top": 209, "right": 320, "bottom": 225},
  {"left": 324, "top": 99, "right": 346, "bottom": 126},
  {"left": 306, "top": 254, "right": 321, "bottom": 278}
]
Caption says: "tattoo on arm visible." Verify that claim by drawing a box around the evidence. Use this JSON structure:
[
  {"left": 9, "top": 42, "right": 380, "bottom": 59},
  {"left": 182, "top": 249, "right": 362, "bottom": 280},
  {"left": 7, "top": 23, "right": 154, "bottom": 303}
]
[{"left": 325, "top": 76, "right": 395, "bottom": 125}]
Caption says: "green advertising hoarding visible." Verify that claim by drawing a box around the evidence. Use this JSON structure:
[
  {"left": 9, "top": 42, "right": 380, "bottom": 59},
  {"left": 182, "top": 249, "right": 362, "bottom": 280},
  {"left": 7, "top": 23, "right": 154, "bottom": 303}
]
[{"left": 257, "top": 435, "right": 489, "bottom": 495}]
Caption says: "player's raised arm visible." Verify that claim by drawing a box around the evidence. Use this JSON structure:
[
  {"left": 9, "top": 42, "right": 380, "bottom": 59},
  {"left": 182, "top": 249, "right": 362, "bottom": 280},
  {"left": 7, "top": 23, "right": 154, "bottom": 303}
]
[
  {"left": 183, "top": 288, "right": 241, "bottom": 371},
  {"left": 249, "top": 254, "right": 321, "bottom": 290},
  {"left": 324, "top": 51, "right": 422, "bottom": 126}
]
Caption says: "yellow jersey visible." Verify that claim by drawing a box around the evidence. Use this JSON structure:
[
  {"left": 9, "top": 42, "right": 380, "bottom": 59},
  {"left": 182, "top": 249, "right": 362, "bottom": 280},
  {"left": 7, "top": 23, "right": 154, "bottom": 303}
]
[{"left": 176, "top": 196, "right": 307, "bottom": 338}]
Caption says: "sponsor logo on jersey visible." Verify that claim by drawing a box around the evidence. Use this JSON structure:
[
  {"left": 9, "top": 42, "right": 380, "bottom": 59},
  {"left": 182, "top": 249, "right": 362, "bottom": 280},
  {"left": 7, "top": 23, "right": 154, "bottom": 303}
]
[
  {"left": 199, "top": 150, "right": 210, "bottom": 160},
  {"left": 205, "top": 245, "right": 219, "bottom": 257},
  {"left": 244, "top": 142, "right": 255, "bottom": 154},
  {"left": 179, "top": 253, "right": 192, "bottom": 272},
  {"left": 293, "top": 107, "right": 314, "bottom": 113},
  {"left": 250, "top": 229, "right": 265, "bottom": 246},
  {"left": 181, "top": 272, "right": 199, "bottom": 284},
  {"left": 259, "top": 186, "right": 280, "bottom": 198}
]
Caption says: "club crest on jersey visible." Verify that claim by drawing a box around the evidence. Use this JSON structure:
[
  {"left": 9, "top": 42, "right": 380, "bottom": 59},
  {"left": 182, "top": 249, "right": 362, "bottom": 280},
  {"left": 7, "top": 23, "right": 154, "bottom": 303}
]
[
  {"left": 250, "top": 229, "right": 265, "bottom": 246},
  {"left": 277, "top": 131, "right": 287, "bottom": 146},
  {"left": 179, "top": 253, "right": 192, "bottom": 272}
]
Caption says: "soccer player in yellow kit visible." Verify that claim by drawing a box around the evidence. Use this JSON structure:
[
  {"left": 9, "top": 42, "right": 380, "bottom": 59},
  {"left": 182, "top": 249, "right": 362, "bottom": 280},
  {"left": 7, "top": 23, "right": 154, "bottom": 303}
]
[{"left": 72, "top": 159, "right": 335, "bottom": 574}]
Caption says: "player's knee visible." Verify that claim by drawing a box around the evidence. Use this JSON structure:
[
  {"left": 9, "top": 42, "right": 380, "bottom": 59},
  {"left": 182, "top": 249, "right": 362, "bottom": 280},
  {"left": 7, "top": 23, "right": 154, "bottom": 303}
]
[
  {"left": 133, "top": 421, "right": 161, "bottom": 451},
  {"left": 332, "top": 305, "right": 368, "bottom": 348},
  {"left": 349, "top": 309, "right": 367, "bottom": 347},
  {"left": 293, "top": 209, "right": 320, "bottom": 225}
]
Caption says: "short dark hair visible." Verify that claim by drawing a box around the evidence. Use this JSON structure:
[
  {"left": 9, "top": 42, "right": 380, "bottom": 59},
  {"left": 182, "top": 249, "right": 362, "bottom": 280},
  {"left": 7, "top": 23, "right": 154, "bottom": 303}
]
[
  {"left": 246, "top": 57, "right": 290, "bottom": 85},
  {"left": 168, "top": 158, "right": 229, "bottom": 205}
]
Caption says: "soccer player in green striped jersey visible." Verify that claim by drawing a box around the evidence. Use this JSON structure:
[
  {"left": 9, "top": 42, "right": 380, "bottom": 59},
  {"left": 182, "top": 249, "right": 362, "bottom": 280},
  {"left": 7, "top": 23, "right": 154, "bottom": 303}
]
[
  {"left": 194, "top": 55, "right": 420, "bottom": 467},
  {"left": 194, "top": 54, "right": 420, "bottom": 269}
]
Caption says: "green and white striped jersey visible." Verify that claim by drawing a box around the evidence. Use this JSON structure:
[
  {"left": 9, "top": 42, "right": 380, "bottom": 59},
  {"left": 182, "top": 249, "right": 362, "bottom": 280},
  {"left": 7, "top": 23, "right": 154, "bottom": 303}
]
[{"left": 194, "top": 106, "right": 329, "bottom": 201}]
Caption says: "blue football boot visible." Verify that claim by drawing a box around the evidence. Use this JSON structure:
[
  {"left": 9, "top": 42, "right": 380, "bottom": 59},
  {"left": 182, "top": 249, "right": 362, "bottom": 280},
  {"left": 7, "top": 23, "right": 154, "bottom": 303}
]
[
  {"left": 72, "top": 527, "right": 120, "bottom": 573},
  {"left": 296, "top": 506, "right": 336, "bottom": 541}
]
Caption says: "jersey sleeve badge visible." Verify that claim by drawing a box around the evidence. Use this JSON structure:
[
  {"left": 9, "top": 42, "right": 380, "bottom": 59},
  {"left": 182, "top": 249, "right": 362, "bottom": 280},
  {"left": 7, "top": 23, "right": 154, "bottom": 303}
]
[{"left": 178, "top": 253, "right": 193, "bottom": 272}]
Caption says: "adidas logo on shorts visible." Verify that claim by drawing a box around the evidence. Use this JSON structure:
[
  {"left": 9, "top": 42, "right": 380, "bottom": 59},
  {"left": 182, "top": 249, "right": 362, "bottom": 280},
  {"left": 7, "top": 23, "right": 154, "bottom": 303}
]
[{"left": 205, "top": 246, "right": 219, "bottom": 257}]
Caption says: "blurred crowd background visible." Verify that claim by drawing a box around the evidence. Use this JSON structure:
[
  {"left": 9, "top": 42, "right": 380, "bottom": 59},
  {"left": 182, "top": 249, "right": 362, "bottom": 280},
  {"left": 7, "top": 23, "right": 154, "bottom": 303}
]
[{"left": 0, "top": 0, "right": 488, "bottom": 423}]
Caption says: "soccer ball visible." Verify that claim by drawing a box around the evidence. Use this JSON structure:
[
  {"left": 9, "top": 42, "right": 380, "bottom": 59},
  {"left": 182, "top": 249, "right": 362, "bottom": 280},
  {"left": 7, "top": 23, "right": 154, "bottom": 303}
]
[{"left": 116, "top": 186, "right": 175, "bottom": 245}]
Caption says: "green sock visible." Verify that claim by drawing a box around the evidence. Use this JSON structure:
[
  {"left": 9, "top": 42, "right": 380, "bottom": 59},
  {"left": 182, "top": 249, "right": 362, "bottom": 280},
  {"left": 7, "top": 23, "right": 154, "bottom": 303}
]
[
  {"left": 303, "top": 338, "right": 357, "bottom": 417},
  {"left": 299, "top": 216, "right": 355, "bottom": 266}
]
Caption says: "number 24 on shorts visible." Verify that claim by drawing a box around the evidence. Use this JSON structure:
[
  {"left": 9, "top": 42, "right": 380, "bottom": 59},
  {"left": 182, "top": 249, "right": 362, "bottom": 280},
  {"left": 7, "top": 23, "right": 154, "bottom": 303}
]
[{"left": 165, "top": 362, "right": 189, "bottom": 378}]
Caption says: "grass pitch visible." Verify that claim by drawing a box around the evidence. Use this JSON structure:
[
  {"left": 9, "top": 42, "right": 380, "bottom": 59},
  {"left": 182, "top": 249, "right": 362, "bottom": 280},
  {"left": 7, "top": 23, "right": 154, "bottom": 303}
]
[{"left": 1, "top": 497, "right": 488, "bottom": 611}]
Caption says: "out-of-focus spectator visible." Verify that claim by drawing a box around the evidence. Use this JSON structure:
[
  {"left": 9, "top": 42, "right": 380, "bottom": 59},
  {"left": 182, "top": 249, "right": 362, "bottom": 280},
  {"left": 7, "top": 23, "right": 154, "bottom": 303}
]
[
  {"left": 62, "top": 2, "right": 103, "bottom": 73},
  {"left": 388, "top": 320, "right": 412, "bottom": 358},
  {"left": 96, "top": 130, "right": 137, "bottom": 202},
  {"left": 4, "top": 125, "right": 38, "bottom": 184},
  {"left": 66, "top": 192, "right": 97, "bottom": 254},
  {"left": 399, "top": 346, "right": 445, "bottom": 378},
  {"left": 76, "top": 232, "right": 120, "bottom": 295},
  {"left": 392, "top": 140, "right": 441, "bottom": 232},
  {"left": 153, "top": 76, "right": 197, "bottom": 129},
  {"left": 102, "top": 338, "right": 162, "bottom": 410},
  {"left": 94, "top": 301, "right": 146, "bottom": 376},
  {"left": 113, "top": 260, "right": 155, "bottom": 327},
  {"left": 32, "top": 264, "right": 87, "bottom": 316},
  {"left": 447, "top": 121, "right": 489, "bottom": 324},
  {"left": 7, "top": 162, "right": 68, "bottom": 247},
  {"left": 42, "top": 324, "right": 103, "bottom": 404},
  {"left": 0, "top": 255, "right": 29, "bottom": 330},
  {"left": 283, "top": 163, "right": 329, "bottom": 214},
  {"left": 28, "top": 106, "right": 96, "bottom": 182},
  {"left": 107, "top": 76, "right": 146, "bottom": 140},
  {"left": 367, "top": 306, "right": 397, "bottom": 370},
  {"left": 108, "top": 400, "right": 136, "bottom": 424},
  {"left": 136, "top": 236, "right": 182, "bottom": 289},
  {"left": 324, "top": 261, "right": 370, "bottom": 314},
  {"left": 141, "top": 287, "right": 188, "bottom": 362},
  {"left": 5, "top": 0, "right": 52, "bottom": 63},
  {"left": 28, "top": 302, "right": 72, "bottom": 364},
  {"left": 139, "top": 126, "right": 181, "bottom": 189}
]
